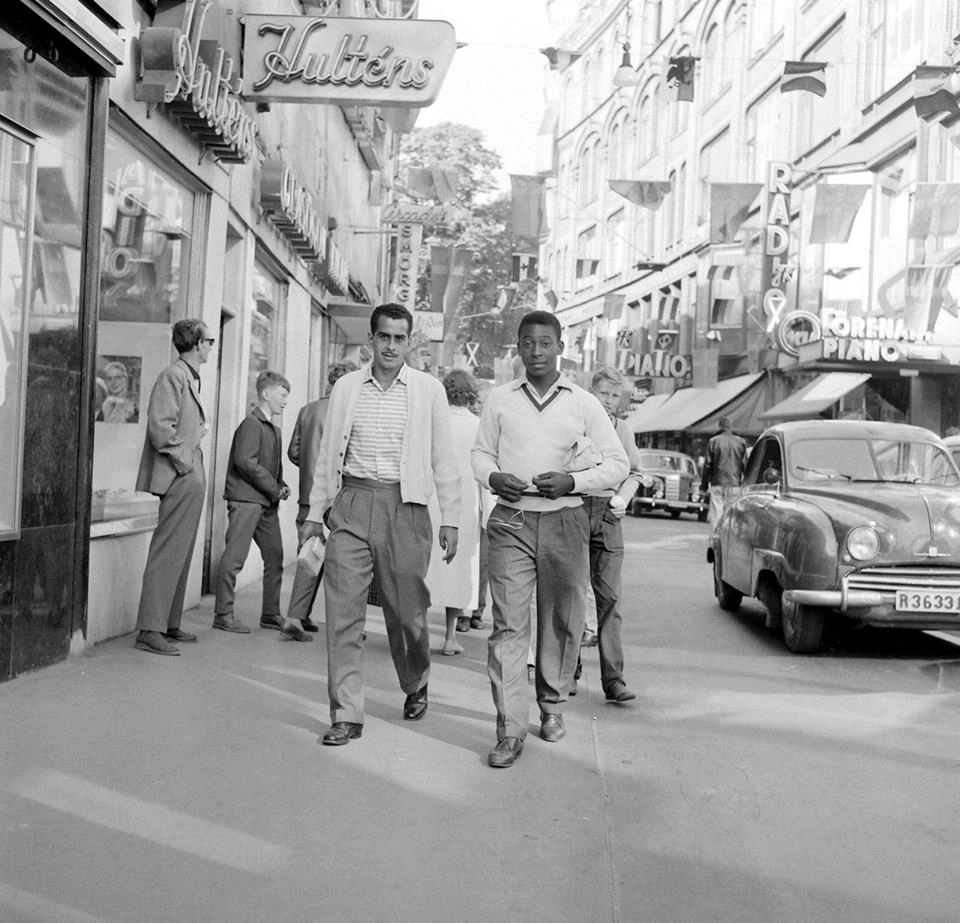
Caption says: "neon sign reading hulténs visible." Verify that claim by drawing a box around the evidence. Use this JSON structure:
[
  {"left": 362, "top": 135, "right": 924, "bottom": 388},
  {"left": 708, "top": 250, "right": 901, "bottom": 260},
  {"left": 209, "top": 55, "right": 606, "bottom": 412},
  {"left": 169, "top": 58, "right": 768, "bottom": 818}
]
[{"left": 242, "top": 16, "right": 456, "bottom": 108}]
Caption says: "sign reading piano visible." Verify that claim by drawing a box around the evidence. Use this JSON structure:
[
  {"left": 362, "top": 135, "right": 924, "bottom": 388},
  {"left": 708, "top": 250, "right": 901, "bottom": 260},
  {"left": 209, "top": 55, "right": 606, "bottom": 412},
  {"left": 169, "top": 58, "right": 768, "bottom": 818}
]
[{"left": 241, "top": 16, "right": 456, "bottom": 108}]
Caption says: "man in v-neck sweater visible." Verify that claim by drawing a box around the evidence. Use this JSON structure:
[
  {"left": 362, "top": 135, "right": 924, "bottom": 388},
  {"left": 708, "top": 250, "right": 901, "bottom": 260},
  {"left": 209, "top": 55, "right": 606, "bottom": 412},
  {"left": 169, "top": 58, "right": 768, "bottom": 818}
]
[{"left": 472, "top": 311, "right": 629, "bottom": 768}]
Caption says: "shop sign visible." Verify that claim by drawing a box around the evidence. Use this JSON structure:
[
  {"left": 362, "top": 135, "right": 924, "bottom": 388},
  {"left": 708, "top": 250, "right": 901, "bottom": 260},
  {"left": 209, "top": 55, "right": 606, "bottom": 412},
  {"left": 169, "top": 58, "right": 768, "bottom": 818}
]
[
  {"left": 260, "top": 160, "right": 327, "bottom": 264},
  {"left": 381, "top": 202, "right": 463, "bottom": 225},
  {"left": 817, "top": 308, "right": 940, "bottom": 363},
  {"left": 135, "top": 0, "right": 259, "bottom": 163},
  {"left": 392, "top": 223, "right": 422, "bottom": 313},
  {"left": 622, "top": 351, "right": 692, "bottom": 379},
  {"left": 315, "top": 238, "right": 349, "bottom": 295},
  {"left": 241, "top": 16, "right": 456, "bottom": 108},
  {"left": 760, "top": 162, "right": 797, "bottom": 341},
  {"left": 413, "top": 310, "right": 444, "bottom": 342}
]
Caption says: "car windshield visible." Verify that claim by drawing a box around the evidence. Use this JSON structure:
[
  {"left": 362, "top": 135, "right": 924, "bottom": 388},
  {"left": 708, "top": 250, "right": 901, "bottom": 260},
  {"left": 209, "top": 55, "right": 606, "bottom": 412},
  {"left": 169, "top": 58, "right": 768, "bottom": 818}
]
[
  {"left": 789, "top": 438, "right": 960, "bottom": 486},
  {"left": 639, "top": 453, "right": 681, "bottom": 471}
]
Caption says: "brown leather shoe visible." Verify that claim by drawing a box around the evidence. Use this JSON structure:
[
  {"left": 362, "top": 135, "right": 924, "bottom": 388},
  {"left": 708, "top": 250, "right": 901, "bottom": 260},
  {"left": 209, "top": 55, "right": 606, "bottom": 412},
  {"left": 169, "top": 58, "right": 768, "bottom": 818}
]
[
  {"left": 280, "top": 620, "right": 313, "bottom": 642},
  {"left": 605, "top": 680, "right": 637, "bottom": 703},
  {"left": 164, "top": 628, "right": 197, "bottom": 643},
  {"left": 540, "top": 713, "right": 565, "bottom": 742},
  {"left": 213, "top": 614, "right": 251, "bottom": 633},
  {"left": 488, "top": 737, "right": 523, "bottom": 768},
  {"left": 322, "top": 722, "right": 363, "bottom": 746},
  {"left": 403, "top": 685, "right": 428, "bottom": 720},
  {"left": 259, "top": 614, "right": 284, "bottom": 630},
  {"left": 135, "top": 631, "right": 180, "bottom": 656}
]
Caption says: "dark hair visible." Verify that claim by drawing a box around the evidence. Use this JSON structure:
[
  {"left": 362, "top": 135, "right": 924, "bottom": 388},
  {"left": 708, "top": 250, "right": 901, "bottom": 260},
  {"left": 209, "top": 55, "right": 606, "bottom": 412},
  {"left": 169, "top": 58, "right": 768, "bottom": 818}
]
[
  {"left": 442, "top": 369, "right": 478, "bottom": 407},
  {"left": 327, "top": 359, "right": 359, "bottom": 386},
  {"left": 517, "top": 310, "right": 561, "bottom": 341},
  {"left": 256, "top": 370, "right": 291, "bottom": 395},
  {"left": 172, "top": 318, "right": 207, "bottom": 354},
  {"left": 370, "top": 303, "right": 413, "bottom": 335}
]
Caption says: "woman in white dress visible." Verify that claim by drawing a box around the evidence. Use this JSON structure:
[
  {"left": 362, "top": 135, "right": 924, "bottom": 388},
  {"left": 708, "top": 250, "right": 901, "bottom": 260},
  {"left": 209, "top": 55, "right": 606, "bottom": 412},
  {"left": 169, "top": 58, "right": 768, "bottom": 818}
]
[{"left": 426, "top": 370, "right": 482, "bottom": 655}]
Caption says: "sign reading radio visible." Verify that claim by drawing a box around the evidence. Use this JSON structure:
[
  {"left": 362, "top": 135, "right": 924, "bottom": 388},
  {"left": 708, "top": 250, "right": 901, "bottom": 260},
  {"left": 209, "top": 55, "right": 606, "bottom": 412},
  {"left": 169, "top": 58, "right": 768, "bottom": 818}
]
[
  {"left": 260, "top": 160, "right": 327, "bottom": 266},
  {"left": 241, "top": 16, "right": 456, "bottom": 108},
  {"left": 136, "top": 0, "right": 258, "bottom": 163},
  {"left": 760, "top": 162, "right": 799, "bottom": 350}
]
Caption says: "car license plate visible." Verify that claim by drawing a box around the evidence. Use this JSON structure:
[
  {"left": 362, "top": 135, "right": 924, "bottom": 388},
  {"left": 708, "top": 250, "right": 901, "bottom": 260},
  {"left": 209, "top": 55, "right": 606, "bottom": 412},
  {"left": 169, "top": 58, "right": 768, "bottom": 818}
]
[{"left": 895, "top": 590, "right": 960, "bottom": 613}]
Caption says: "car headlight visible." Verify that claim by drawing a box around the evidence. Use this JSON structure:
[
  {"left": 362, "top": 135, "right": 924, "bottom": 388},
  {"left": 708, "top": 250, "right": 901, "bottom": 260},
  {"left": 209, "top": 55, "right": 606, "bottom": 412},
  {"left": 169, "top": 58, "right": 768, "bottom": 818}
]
[
  {"left": 846, "top": 526, "right": 880, "bottom": 561},
  {"left": 651, "top": 477, "right": 665, "bottom": 499}
]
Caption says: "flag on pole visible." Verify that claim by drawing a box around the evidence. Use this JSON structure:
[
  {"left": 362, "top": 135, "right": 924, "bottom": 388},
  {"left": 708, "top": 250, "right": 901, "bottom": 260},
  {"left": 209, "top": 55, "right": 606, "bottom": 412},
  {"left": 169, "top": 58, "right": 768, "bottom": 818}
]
[
  {"left": 661, "top": 56, "right": 697, "bottom": 102},
  {"left": 510, "top": 174, "right": 545, "bottom": 253},
  {"left": 430, "top": 245, "right": 474, "bottom": 337},
  {"left": 809, "top": 184, "right": 869, "bottom": 243},
  {"left": 406, "top": 167, "right": 460, "bottom": 202},
  {"left": 539, "top": 47, "right": 583, "bottom": 70},
  {"left": 780, "top": 61, "right": 827, "bottom": 96},
  {"left": 909, "top": 183, "right": 960, "bottom": 238},
  {"left": 913, "top": 66, "right": 960, "bottom": 120},
  {"left": 609, "top": 179, "right": 672, "bottom": 210},
  {"left": 709, "top": 183, "right": 762, "bottom": 243}
]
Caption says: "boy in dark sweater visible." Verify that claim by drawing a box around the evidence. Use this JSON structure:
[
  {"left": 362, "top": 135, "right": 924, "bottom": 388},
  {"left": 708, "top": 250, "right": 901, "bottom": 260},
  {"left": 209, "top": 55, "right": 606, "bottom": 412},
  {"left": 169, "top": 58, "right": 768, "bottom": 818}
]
[{"left": 213, "top": 370, "right": 306, "bottom": 640}]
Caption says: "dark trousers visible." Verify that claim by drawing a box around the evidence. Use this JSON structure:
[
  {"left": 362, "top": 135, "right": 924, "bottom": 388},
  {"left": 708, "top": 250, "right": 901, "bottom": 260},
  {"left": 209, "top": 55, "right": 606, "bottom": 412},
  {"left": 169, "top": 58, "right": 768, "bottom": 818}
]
[
  {"left": 583, "top": 495, "right": 626, "bottom": 692},
  {"left": 136, "top": 461, "right": 206, "bottom": 633},
  {"left": 287, "top": 503, "right": 322, "bottom": 623},
  {"left": 486, "top": 504, "right": 589, "bottom": 740},
  {"left": 214, "top": 501, "right": 283, "bottom": 618},
  {"left": 323, "top": 477, "right": 432, "bottom": 724},
  {"left": 474, "top": 526, "right": 488, "bottom": 615}
]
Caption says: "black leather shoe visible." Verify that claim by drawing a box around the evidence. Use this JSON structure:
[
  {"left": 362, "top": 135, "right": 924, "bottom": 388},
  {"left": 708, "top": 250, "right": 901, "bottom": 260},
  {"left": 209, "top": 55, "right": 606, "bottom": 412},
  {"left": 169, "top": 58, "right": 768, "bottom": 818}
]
[
  {"left": 569, "top": 675, "right": 578, "bottom": 696},
  {"left": 300, "top": 616, "right": 319, "bottom": 633},
  {"left": 455, "top": 616, "right": 471, "bottom": 632},
  {"left": 164, "top": 628, "right": 197, "bottom": 643},
  {"left": 322, "top": 722, "right": 363, "bottom": 746},
  {"left": 259, "top": 614, "right": 284, "bottom": 630},
  {"left": 488, "top": 737, "right": 523, "bottom": 768},
  {"left": 540, "top": 713, "right": 565, "bottom": 742},
  {"left": 605, "top": 680, "right": 637, "bottom": 703},
  {"left": 135, "top": 630, "right": 180, "bottom": 656},
  {"left": 403, "top": 685, "right": 428, "bottom": 720}
]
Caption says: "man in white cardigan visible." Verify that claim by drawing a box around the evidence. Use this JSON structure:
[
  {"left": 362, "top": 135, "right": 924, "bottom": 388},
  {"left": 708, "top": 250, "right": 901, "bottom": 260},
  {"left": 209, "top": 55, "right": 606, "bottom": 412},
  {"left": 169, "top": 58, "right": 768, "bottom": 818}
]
[{"left": 301, "top": 304, "right": 460, "bottom": 746}]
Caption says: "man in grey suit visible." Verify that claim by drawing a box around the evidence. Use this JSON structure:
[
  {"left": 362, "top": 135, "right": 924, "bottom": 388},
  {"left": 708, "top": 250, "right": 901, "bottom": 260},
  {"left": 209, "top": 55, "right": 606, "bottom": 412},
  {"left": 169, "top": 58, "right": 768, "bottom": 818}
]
[{"left": 134, "top": 318, "right": 213, "bottom": 656}]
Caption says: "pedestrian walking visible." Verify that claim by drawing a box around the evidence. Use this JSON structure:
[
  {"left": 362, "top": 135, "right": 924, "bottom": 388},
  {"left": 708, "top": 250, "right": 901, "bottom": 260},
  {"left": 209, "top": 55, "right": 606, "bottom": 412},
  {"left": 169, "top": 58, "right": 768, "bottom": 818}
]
[
  {"left": 284, "top": 359, "right": 358, "bottom": 635},
  {"left": 212, "top": 371, "right": 299, "bottom": 637},
  {"left": 424, "top": 370, "right": 483, "bottom": 656},
  {"left": 573, "top": 366, "right": 643, "bottom": 702},
  {"left": 700, "top": 416, "right": 747, "bottom": 524},
  {"left": 301, "top": 303, "right": 460, "bottom": 747},
  {"left": 133, "top": 319, "right": 213, "bottom": 656},
  {"left": 471, "top": 311, "right": 628, "bottom": 769}
]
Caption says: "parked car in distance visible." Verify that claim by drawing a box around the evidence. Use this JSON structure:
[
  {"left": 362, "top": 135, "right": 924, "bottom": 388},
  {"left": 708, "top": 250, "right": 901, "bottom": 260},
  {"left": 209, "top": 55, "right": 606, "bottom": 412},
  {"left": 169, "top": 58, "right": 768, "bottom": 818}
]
[
  {"left": 630, "top": 449, "right": 708, "bottom": 521},
  {"left": 707, "top": 420, "right": 960, "bottom": 653}
]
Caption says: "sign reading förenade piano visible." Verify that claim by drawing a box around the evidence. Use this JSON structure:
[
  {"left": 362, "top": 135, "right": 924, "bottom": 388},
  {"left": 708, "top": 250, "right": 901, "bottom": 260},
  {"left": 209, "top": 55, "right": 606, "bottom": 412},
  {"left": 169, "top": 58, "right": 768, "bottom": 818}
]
[{"left": 241, "top": 16, "right": 456, "bottom": 108}]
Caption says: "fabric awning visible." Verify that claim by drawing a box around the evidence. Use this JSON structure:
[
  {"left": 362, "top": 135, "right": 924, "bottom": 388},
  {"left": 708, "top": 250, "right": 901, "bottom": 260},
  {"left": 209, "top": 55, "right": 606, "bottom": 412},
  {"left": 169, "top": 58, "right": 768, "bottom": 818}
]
[
  {"left": 759, "top": 372, "right": 870, "bottom": 421},
  {"left": 633, "top": 373, "right": 763, "bottom": 433},
  {"left": 625, "top": 393, "right": 672, "bottom": 433},
  {"left": 687, "top": 373, "right": 772, "bottom": 438}
]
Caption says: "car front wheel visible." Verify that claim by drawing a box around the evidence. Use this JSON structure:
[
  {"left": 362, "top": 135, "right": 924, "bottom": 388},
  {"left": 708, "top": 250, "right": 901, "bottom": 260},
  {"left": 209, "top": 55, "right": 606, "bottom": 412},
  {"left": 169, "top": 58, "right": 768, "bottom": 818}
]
[
  {"left": 781, "top": 596, "right": 825, "bottom": 654},
  {"left": 713, "top": 559, "right": 742, "bottom": 612}
]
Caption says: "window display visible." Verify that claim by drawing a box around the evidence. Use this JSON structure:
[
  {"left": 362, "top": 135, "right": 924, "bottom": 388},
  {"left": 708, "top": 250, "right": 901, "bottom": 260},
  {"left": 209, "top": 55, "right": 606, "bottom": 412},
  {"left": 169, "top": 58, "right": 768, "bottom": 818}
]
[{"left": 92, "top": 130, "right": 197, "bottom": 524}]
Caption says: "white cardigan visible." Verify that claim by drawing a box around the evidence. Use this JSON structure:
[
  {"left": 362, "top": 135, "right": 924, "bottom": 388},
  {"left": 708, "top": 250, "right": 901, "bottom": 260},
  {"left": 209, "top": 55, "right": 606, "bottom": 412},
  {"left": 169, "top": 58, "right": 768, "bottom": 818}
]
[{"left": 307, "top": 364, "right": 461, "bottom": 527}]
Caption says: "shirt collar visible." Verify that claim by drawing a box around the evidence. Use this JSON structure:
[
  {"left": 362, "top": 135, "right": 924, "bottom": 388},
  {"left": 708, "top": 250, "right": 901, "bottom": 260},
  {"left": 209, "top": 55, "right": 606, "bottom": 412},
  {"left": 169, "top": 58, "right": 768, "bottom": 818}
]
[
  {"left": 179, "top": 356, "right": 200, "bottom": 383},
  {"left": 511, "top": 372, "right": 574, "bottom": 394},
  {"left": 362, "top": 361, "right": 409, "bottom": 389}
]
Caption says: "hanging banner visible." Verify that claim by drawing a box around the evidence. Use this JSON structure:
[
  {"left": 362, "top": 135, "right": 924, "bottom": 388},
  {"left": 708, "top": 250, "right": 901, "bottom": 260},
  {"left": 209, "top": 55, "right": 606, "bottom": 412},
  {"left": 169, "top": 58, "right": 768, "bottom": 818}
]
[
  {"left": 392, "top": 223, "right": 423, "bottom": 315},
  {"left": 242, "top": 16, "right": 456, "bottom": 108}
]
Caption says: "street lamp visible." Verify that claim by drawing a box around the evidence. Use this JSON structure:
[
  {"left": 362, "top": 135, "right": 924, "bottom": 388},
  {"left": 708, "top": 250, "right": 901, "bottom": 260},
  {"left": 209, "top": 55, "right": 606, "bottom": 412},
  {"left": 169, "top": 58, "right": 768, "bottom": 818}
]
[{"left": 612, "top": 5, "right": 641, "bottom": 88}]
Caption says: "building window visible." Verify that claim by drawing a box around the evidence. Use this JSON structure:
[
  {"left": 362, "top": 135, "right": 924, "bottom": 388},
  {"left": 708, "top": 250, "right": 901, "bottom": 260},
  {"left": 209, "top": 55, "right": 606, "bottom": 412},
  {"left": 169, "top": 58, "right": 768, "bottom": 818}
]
[
  {"left": 708, "top": 265, "right": 744, "bottom": 327},
  {"left": 0, "top": 125, "right": 36, "bottom": 538},
  {"left": 865, "top": 0, "right": 925, "bottom": 103},
  {"left": 749, "top": 0, "right": 785, "bottom": 53},
  {"left": 578, "top": 137, "right": 600, "bottom": 205},
  {"left": 605, "top": 209, "right": 626, "bottom": 277},
  {"left": 248, "top": 255, "right": 287, "bottom": 411},
  {"left": 576, "top": 225, "right": 599, "bottom": 287},
  {"left": 702, "top": 23, "right": 721, "bottom": 102},
  {"left": 796, "top": 23, "right": 844, "bottom": 157},
  {"left": 608, "top": 120, "right": 623, "bottom": 178},
  {"left": 665, "top": 169, "right": 677, "bottom": 245},
  {"left": 92, "top": 128, "right": 198, "bottom": 525},
  {"left": 699, "top": 128, "right": 731, "bottom": 221},
  {"left": 745, "top": 85, "right": 782, "bottom": 182}
]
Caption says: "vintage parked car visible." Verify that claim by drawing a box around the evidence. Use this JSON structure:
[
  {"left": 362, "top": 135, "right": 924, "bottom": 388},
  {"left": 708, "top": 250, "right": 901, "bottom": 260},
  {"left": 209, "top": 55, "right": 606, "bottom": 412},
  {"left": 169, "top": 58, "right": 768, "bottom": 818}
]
[
  {"left": 630, "top": 449, "right": 708, "bottom": 521},
  {"left": 707, "top": 420, "right": 960, "bottom": 653}
]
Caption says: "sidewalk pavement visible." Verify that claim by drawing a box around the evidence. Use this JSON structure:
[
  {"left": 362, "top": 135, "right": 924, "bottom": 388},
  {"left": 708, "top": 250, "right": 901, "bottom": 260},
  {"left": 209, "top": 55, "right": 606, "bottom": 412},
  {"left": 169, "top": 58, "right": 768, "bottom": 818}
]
[{"left": 0, "top": 563, "right": 629, "bottom": 923}]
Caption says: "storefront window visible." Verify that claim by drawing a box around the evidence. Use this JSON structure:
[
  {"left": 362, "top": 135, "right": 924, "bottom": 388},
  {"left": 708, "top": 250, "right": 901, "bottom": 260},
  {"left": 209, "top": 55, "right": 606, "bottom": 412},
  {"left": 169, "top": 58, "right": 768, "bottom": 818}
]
[
  {"left": 0, "top": 126, "right": 35, "bottom": 539},
  {"left": 92, "top": 130, "right": 197, "bottom": 524},
  {"left": 247, "top": 257, "right": 287, "bottom": 411}
]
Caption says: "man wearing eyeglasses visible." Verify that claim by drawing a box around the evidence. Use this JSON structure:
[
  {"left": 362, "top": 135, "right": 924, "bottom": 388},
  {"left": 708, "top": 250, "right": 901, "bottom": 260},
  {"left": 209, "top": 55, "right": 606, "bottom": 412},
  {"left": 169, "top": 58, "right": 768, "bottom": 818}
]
[{"left": 133, "top": 319, "right": 214, "bottom": 656}]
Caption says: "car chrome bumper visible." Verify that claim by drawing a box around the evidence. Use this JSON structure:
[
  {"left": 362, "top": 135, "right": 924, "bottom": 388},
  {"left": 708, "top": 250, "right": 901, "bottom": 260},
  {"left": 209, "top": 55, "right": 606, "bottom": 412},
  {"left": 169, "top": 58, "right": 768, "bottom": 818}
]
[
  {"left": 783, "top": 588, "right": 960, "bottom": 628},
  {"left": 633, "top": 498, "right": 705, "bottom": 513},
  {"left": 784, "top": 588, "right": 887, "bottom": 610}
]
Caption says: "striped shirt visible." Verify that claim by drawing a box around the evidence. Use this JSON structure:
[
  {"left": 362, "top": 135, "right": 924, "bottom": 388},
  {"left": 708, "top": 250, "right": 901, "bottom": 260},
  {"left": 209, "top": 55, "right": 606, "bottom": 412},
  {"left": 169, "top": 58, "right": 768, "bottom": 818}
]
[{"left": 342, "top": 364, "right": 409, "bottom": 482}]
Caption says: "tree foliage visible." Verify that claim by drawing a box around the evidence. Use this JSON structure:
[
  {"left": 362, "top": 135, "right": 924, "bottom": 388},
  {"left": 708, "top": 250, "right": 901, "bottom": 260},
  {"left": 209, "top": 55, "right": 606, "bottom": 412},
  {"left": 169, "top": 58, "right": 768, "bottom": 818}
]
[{"left": 397, "top": 123, "right": 527, "bottom": 376}]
